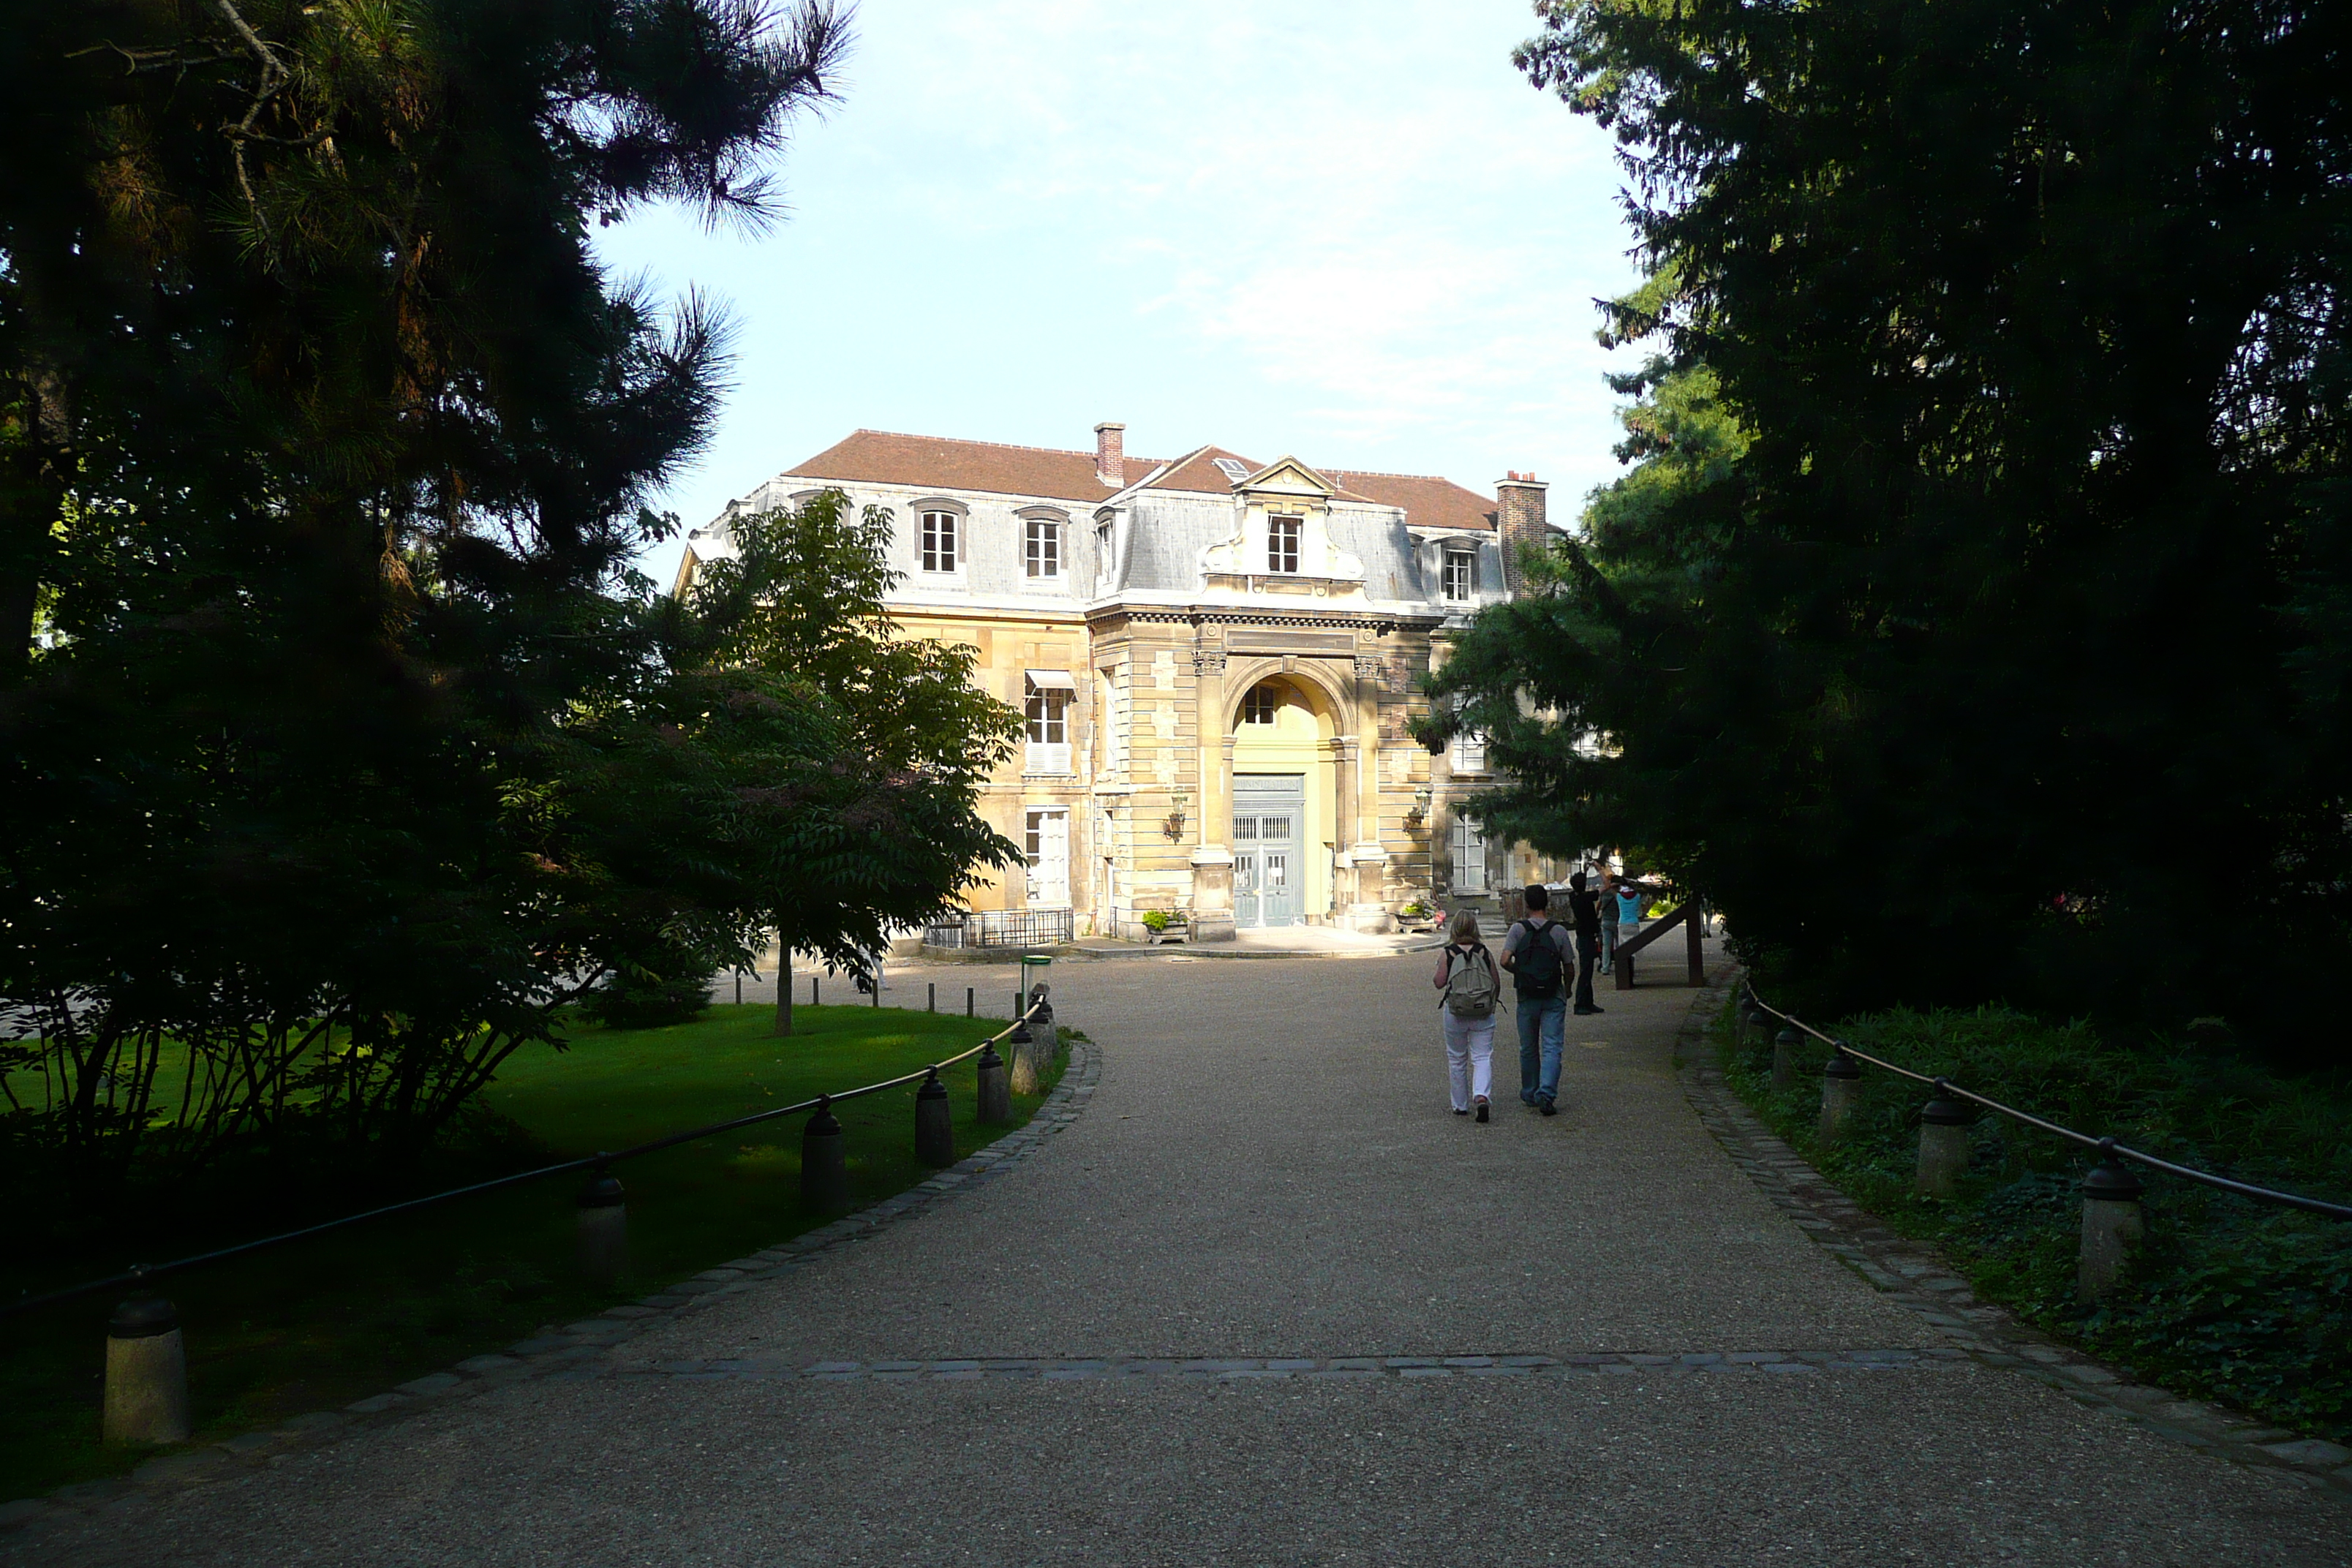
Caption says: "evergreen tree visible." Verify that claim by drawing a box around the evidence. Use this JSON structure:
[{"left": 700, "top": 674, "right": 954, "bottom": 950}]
[
  {"left": 0, "top": 0, "right": 859, "bottom": 1194},
  {"left": 1433, "top": 0, "right": 2351, "bottom": 1054}
]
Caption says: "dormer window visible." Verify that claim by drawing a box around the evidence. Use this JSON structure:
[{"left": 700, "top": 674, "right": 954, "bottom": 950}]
[
  {"left": 1443, "top": 547, "right": 1476, "bottom": 603},
  {"left": 1267, "top": 516, "right": 1301, "bottom": 575},
  {"left": 1096, "top": 520, "right": 1115, "bottom": 589},
  {"left": 1025, "top": 518, "right": 1061, "bottom": 578},
  {"left": 921, "top": 510, "right": 959, "bottom": 573}
]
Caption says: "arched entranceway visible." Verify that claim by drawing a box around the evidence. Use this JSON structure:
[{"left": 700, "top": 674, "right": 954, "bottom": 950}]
[{"left": 1226, "top": 673, "right": 1339, "bottom": 927}]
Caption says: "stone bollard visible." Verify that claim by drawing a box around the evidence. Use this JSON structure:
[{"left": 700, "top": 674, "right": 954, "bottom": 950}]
[
  {"left": 1772, "top": 1028, "right": 1799, "bottom": 1090},
  {"left": 576, "top": 1169, "right": 627, "bottom": 1286},
  {"left": 801, "top": 1095, "right": 848, "bottom": 1213},
  {"left": 1737, "top": 1004, "right": 1759, "bottom": 1049},
  {"left": 1817, "top": 1047, "right": 1863, "bottom": 1142},
  {"left": 1004, "top": 1018, "right": 1038, "bottom": 1097},
  {"left": 2078, "top": 1139, "right": 2146, "bottom": 1304},
  {"left": 975, "top": 1041, "right": 1011, "bottom": 1124},
  {"left": 915, "top": 1067, "right": 955, "bottom": 1167},
  {"left": 1915, "top": 1079, "right": 1975, "bottom": 1199},
  {"left": 104, "top": 1292, "right": 191, "bottom": 1446}
]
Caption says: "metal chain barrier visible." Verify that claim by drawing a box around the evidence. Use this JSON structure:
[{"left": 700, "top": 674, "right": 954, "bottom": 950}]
[
  {"left": 1735, "top": 985, "right": 2350, "bottom": 1316},
  {"left": 12, "top": 984, "right": 1061, "bottom": 1446}
]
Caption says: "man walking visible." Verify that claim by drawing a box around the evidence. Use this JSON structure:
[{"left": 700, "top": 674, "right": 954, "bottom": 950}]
[
  {"left": 1501, "top": 883, "right": 1576, "bottom": 1116},
  {"left": 1566, "top": 870, "right": 1605, "bottom": 1015}
]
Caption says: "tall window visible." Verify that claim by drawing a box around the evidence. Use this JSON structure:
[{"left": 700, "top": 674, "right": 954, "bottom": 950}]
[
  {"left": 1267, "top": 515, "right": 1302, "bottom": 574},
  {"left": 1450, "top": 730, "right": 1488, "bottom": 774},
  {"left": 1096, "top": 520, "right": 1115, "bottom": 589},
  {"left": 1452, "top": 815, "right": 1490, "bottom": 894},
  {"left": 1025, "top": 674, "right": 1072, "bottom": 772},
  {"left": 1243, "top": 682, "right": 1280, "bottom": 725},
  {"left": 921, "top": 510, "right": 959, "bottom": 572},
  {"left": 1443, "top": 548, "right": 1475, "bottom": 603},
  {"left": 1025, "top": 518, "right": 1061, "bottom": 578}
]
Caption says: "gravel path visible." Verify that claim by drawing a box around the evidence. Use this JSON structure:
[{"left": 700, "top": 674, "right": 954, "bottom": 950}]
[{"left": 18, "top": 945, "right": 2348, "bottom": 1565}]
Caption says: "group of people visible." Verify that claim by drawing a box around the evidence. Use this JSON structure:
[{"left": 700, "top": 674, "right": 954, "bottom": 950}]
[{"left": 1428, "top": 870, "right": 1647, "bottom": 1120}]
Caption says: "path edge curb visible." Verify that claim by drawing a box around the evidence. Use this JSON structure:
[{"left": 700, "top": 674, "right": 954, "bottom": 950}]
[{"left": 1671, "top": 975, "right": 2352, "bottom": 1499}]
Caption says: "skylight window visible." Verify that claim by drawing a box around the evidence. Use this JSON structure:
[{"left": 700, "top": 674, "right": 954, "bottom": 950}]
[{"left": 1212, "top": 457, "right": 1250, "bottom": 482}]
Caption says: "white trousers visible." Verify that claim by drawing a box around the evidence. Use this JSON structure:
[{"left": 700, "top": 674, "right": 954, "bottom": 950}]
[{"left": 1441, "top": 1007, "right": 1496, "bottom": 1112}]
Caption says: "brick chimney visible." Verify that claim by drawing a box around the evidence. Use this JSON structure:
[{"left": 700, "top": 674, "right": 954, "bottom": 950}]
[
  {"left": 1095, "top": 421, "right": 1126, "bottom": 486},
  {"left": 1495, "top": 471, "right": 1550, "bottom": 595}
]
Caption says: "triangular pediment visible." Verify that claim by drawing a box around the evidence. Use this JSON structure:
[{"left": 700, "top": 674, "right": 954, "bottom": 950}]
[{"left": 1237, "top": 456, "right": 1337, "bottom": 497}]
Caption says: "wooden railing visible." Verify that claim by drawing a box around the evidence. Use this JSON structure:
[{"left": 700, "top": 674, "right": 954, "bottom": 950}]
[{"left": 1613, "top": 901, "right": 1706, "bottom": 989}]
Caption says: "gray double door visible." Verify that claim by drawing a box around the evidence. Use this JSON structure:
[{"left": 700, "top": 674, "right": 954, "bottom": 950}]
[{"left": 1232, "top": 773, "right": 1305, "bottom": 928}]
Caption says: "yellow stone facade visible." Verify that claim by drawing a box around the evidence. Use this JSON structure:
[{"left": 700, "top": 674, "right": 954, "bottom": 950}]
[{"left": 679, "top": 428, "right": 1568, "bottom": 940}]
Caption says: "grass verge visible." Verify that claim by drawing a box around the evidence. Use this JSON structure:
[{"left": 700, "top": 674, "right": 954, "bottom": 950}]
[
  {"left": 1716, "top": 1002, "right": 2352, "bottom": 1440},
  {"left": 4, "top": 1003, "right": 1067, "bottom": 1501}
]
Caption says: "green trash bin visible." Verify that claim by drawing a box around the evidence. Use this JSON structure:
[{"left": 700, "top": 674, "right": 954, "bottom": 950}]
[{"left": 1018, "top": 950, "right": 1052, "bottom": 1012}]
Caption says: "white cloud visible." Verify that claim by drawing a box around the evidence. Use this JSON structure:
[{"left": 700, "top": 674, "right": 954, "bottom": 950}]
[{"left": 600, "top": 0, "right": 1643, "bottom": 576}]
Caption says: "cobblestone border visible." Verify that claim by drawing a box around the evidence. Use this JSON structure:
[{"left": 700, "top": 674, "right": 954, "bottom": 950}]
[
  {"left": 0, "top": 1035, "right": 1102, "bottom": 1537},
  {"left": 1673, "top": 976, "right": 2352, "bottom": 1496},
  {"left": 578, "top": 1348, "right": 1973, "bottom": 1382}
]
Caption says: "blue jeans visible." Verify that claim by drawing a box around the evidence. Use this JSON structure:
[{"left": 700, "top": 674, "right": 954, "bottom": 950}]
[{"left": 1516, "top": 993, "right": 1567, "bottom": 1104}]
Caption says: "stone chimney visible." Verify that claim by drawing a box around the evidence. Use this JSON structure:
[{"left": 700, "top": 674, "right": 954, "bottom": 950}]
[
  {"left": 1095, "top": 421, "right": 1126, "bottom": 486},
  {"left": 1496, "top": 471, "right": 1550, "bottom": 595}
]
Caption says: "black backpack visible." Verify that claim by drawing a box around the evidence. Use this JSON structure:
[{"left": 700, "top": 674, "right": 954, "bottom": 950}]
[{"left": 1512, "top": 917, "right": 1565, "bottom": 998}]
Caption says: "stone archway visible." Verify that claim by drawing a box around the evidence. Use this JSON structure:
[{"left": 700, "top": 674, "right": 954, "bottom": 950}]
[{"left": 1215, "top": 660, "right": 1358, "bottom": 929}]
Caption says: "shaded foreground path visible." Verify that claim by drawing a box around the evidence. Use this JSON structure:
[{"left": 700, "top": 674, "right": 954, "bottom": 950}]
[{"left": 18, "top": 948, "right": 2349, "bottom": 1565}]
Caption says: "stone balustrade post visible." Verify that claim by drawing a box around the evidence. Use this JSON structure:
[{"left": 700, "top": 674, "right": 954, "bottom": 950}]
[
  {"left": 1817, "top": 1047, "right": 1863, "bottom": 1142},
  {"left": 104, "top": 1292, "right": 191, "bottom": 1446},
  {"left": 1915, "top": 1080, "right": 1975, "bottom": 1199},
  {"left": 2078, "top": 1139, "right": 2146, "bottom": 1304}
]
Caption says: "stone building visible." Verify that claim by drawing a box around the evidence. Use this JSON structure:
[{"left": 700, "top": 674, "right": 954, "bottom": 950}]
[{"left": 674, "top": 423, "right": 1567, "bottom": 940}]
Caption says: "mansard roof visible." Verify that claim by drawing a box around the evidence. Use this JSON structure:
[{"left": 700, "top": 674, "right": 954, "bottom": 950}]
[{"left": 781, "top": 429, "right": 1499, "bottom": 529}]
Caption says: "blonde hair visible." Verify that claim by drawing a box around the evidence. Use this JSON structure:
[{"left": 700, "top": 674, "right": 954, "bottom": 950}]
[{"left": 1446, "top": 910, "right": 1482, "bottom": 945}]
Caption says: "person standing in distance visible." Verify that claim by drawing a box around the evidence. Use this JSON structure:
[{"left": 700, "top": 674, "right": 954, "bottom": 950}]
[
  {"left": 1614, "top": 878, "right": 1647, "bottom": 960},
  {"left": 1566, "top": 870, "right": 1605, "bottom": 1016},
  {"left": 1501, "top": 883, "right": 1575, "bottom": 1116}
]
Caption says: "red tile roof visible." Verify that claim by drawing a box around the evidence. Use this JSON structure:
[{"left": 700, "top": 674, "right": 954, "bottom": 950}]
[
  {"left": 783, "top": 430, "right": 1164, "bottom": 503},
  {"left": 781, "top": 429, "right": 1497, "bottom": 528}
]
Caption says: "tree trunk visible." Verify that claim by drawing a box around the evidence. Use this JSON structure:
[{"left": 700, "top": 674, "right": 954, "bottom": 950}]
[{"left": 772, "top": 945, "right": 793, "bottom": 1036}]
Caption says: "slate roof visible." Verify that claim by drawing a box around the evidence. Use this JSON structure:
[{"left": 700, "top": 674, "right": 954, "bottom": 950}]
[{"left": 781, "top": 430, "right": 1499, "bottom": 529}]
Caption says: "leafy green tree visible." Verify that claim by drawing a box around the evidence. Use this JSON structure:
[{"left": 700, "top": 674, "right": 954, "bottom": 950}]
[
  {"left": 657, "top": 492, "right": 1025, "bottom": 1033},
  {"left": 1436, "top": 0, "right": 2351, "bottom": 1054},
  {"left": 0, "top": 0, "right": 853, "bottom": 1196}
]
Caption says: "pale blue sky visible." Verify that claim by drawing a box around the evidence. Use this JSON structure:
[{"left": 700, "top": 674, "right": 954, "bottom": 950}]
[{"left": 598, "top": 1, "right": 1643, "bottom": 587}]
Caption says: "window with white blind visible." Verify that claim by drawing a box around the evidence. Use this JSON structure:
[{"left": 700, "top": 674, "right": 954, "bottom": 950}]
[
  {"left": 1267, "top": 515, "right": 1301, "bottom": 574},
  {"left": 1451, "top": 815, "right": 1490, "bottom": 894},
  {"left": 1443, "top": 548, "right": 1475, "bottom": 603},
  {"left": 920, "top": 510, "right": 959, "bottom": 572},
  {"left": 1025, "top": 518, "right": 1061, "bottom": 579},
  {"left": 1025, "top": 672, "right": 1074, "bottom": 773},
  {"left": 1450, "top": 730, "right": 1488, "bottom": 774}
]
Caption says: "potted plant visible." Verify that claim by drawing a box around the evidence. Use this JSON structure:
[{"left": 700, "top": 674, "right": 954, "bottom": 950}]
[
  {"left": 1140, "top": 908, "right": 1188, "bottom": 943},
  {"left": 1397, "top": 898, "right": 1441, "bottom": 934}
]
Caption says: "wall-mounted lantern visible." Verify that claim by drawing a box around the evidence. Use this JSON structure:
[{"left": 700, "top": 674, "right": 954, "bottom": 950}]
[
  {"left": 1404, "top": 786, "right": 1433, "bottom": 829},
  {"left": 1162, "top": 791, "right": 1189, "bottom": 841}
]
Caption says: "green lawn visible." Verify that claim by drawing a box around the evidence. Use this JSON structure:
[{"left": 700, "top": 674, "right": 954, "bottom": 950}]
[{"left": 3, "top": 1003, "right": 1061, "bottom": 1502}]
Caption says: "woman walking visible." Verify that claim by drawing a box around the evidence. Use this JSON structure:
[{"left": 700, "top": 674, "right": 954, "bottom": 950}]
[{"left": 1431, "top": 909, "right": 1499, "bottom": 1121}]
